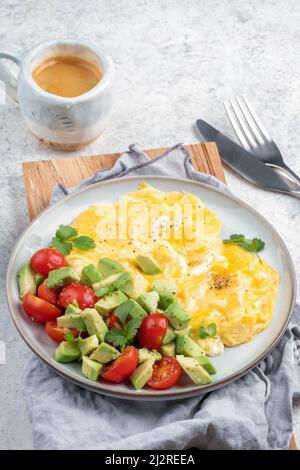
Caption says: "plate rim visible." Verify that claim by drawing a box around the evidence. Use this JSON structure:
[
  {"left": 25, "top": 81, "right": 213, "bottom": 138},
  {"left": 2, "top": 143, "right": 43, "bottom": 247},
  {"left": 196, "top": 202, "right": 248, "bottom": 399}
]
[{"left": 6, "top": 175, "right": 297, "bottom": 400}]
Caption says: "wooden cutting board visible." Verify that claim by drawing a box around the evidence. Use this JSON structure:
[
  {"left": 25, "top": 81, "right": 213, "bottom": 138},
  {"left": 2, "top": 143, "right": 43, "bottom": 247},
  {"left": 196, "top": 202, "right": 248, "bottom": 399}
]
[
  {"left": 23, "top": 142, "right": 225, "bottom": 220},
  {"left": 21, "top": 142, "right": 298, "bottom": 450}
]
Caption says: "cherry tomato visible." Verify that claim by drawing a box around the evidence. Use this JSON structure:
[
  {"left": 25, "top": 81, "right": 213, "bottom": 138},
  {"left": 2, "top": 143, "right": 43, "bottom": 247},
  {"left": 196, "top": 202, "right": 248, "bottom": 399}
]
[
  {"left": 45, "top": 321, "right": 79, "bottom": 343},
  {"left": 23, "top": 293, "right": 61, "bottom": 323},
  {"left": 147, "top": 357, "right": 181, "bottom": 390},
  {"left": 101, "top": 346, "right": 139, "bottom": 383},
  {"left": 30, "top": 248, "right": 68, "bottom": 276},
  {"left": 137, "top": 313, "right": 168, "bottom": 350},
  {"left": 38, "top": 280, "right": 59, "bottom": 306},
  {"left": 108, "top": 311, "right": 122, "bottom": 329},
  {"left": 58, "top": 284, "right": 96, "bottom": 310}
]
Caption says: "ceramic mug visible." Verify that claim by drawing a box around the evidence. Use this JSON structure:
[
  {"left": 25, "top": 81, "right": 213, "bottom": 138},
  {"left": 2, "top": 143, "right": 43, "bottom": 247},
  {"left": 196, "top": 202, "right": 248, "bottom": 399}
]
[{"left": 0, "top": 39, "right": 115, "bottom": 150}]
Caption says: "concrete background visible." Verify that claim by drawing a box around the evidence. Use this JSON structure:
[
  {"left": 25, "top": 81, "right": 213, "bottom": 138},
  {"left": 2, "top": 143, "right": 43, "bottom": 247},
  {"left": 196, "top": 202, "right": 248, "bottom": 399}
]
[{"left": 0, "top": 0, "right": 299, "bottom": 449}]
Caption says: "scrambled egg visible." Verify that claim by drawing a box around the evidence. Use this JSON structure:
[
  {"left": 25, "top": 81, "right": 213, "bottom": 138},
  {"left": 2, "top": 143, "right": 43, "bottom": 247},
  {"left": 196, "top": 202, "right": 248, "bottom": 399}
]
[{"left": 67, "top": 183, "right": 279, "bottom": 348}]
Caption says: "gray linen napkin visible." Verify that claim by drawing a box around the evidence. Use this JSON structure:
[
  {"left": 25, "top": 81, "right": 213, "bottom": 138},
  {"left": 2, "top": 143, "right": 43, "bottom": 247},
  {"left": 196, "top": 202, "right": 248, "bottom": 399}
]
[{"left": 24, "top": 144, "right": 300, "bottom": 450}]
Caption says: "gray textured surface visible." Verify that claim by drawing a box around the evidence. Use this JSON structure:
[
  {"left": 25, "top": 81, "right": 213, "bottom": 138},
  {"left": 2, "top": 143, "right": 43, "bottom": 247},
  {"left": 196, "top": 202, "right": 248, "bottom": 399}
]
[{"left": 0, "top": 0, "right": 299, "bottom": 450}]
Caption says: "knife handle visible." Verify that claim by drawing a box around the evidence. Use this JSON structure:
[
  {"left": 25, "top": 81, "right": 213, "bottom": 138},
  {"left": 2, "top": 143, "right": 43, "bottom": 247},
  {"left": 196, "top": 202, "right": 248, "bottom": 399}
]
[{"left": 289, "top": 190, "right": 300, "bottom": 199}]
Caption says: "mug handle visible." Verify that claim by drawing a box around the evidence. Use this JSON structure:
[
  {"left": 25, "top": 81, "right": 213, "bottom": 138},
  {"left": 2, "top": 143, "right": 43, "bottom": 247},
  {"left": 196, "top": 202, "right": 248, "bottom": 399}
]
[{"left": 0, "top": 45, "right": 23, "bottom": 103}]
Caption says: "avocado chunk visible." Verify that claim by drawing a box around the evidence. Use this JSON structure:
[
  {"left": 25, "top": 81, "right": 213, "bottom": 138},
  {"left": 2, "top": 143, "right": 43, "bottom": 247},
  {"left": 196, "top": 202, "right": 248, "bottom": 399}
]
[
  {"left": 136, "top": 254, "right": 161, "bottom": 275},
  {"left": 115, "top": 299, "right": 147, "bottom": 321},
  {"left": 82, "top": 356, "right": 103, "bottom": 381},
  {"left": 90, "top": 342, "right": 120, "bottom": 364},
  {"left": 55, "top": 341, "right": 81, "bottom": 363},
  {"left": 174, "top": 325, "right": 192, "bottom": 337},
  {"left": 96, "top": 271, "right": 135, "bottom": 297},
  {"left": 57, "top": 314, "right": 87, "bottom": 331},
  {"left": 81, "top": 264, "right": 102, "bottom": 286},
  {"left": 65, "top": 301, "right": 82, "bottom": 315},
  {"left": 99, "top": 272, "right": 123, "bottom": 288},
  {"left": 136, "top": 291, "right": 159, "bottom": 313},
  {"left": 152, "top": 280, "right": 177, "bottom": 309},
  {"left": 98, "top": 258, "right": 124, "bottom": 278},
  {"left": 176, "top": 355, "right": 212, "bottom": 385},
  {"left": 34, "top": 273, "right": 45, "bottom": 288},
  {"left": 162, "top": 327, "right": 176, "bottom": 345},
  {"left": 176, "top": 334, "right": 205, "bottom": 357},
  {"left": 112, "top": 272, "right": 135, "bottom": 297},
  {"left": 130, "top": 358, "right": 155, "bottom": 390},
  {"left": 95, "top": 291, "right": 128, "bottom": 316},
  {"left": 161, "top": 341, "right": 176, "bottom": 357},
  {"left": 82, "top": 308, "right": 108, "bottom": 341},
  {"left": 165, "top": 302, "right": 191, "bottom": 329},
  {"left": 138, "top": 348, "right": 162, "bottom": 363},
  {"left": 195, "top": 355, "right": 217, "bottom": 375},
  {"left": 17, "top": 262, "right": 36, "bottom": 299},
  {"left": 78, "top": 334, "right": 99, "bottom": 356},
  {"left": 127, "top": 299, "right": 148, "bottom": 320},
  {"left": 46, "top": 267, "right": 79, "bottom": 289}
]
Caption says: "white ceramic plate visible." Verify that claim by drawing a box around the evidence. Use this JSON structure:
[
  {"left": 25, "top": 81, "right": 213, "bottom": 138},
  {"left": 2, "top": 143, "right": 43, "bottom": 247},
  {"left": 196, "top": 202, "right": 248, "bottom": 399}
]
[{"left": 6, "top": 176, "right": 296, "bottom": 400}]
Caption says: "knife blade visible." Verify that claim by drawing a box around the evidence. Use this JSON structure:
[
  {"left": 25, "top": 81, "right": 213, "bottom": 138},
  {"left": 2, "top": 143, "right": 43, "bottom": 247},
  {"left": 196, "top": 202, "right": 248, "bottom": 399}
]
[{"left": 195, "top": 119, "right": 300, "bottom": 195}]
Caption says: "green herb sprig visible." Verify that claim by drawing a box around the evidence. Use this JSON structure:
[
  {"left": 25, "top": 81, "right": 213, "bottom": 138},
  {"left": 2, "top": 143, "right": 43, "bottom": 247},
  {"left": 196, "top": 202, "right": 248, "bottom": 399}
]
[
  {"left": 105, "top": 303, "right": 141, "bottom": 350},
  {"left": 51, "top": 225, "right": 95, "bottom": 256},
  {"left": 198, "top": 322, "right": 217, "bottom": 340},
  {"left": 64, "top": 331, "right": 84, "bottom": 343},
  {"left": 223, "top": 234, "right": 265, "bottom": 262}
]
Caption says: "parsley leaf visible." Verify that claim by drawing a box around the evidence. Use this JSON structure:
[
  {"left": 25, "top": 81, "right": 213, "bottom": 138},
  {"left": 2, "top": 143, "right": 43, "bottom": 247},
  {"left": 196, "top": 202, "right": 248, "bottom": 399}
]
[
  {"left": 223, "top": 234, "right": 265, "bottom": 254},
  {"left": 114, "top": 300, "right": 134, "bottom": 327},
  {"left": 105, "top": 328, "right": 127, "bottom": 350},
  {"left": 72, "top": 236, "right": 96, "bottom": 250},
  {"left": 56, "top": 225, "right": 78, "bottom": 240},
  {"left": 51, "top": 236, "right": 73, "bottom": 256},
  {"left": 64, "top": 331, "right": 75, "bottom": 342},
  {"left": 50, "top": 225, "right": 95, "bottom": 255},
  {"left": 198, "top": 322, "right": 217, "bottom": 340},
  {"left": 124, "top": 318, "right": 141, "bottom": 341},
  {"left": 64, "top": 331, "right": 84, "bottom": 343},
  {"left": 105, "top": 311, "right": 141, "bottom": 350}
]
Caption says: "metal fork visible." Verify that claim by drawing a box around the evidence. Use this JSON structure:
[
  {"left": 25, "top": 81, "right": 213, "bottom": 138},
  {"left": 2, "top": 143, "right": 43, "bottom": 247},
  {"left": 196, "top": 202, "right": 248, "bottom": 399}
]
[{"left": 224, "top": 95, "right": 300, "bottom": 186}]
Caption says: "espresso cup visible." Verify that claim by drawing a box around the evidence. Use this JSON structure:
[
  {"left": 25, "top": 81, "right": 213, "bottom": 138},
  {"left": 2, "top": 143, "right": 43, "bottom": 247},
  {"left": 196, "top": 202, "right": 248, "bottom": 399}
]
[{"left": 0, "top": 39, "right": 115, "bottom": 150}]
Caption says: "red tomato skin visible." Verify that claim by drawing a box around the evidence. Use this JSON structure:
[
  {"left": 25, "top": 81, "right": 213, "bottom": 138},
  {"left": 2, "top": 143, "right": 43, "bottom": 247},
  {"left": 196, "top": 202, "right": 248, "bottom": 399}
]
[
  {"left": 45, "top": 321, "right": 79, "bottom": 343},
  {"left": 30, "top": 248, "right": 68, "bottom": 276},
  {"left": 58, "top": 284, "right": 96, "bottom": 310},
  {"left": 38, "top": 280, "right": 59, "bottom": 306},
  {"left": 23, "top": 293, "right": 61, "bottom": 323},
  {"left": 147, "top": 357, "right": 181, "bottom": 390},
  {"left": 101, "top": 346, "right": 139, "bottom": 383},
  {"left": 137, "top": 313, "right": 168, "bottom": 350}
]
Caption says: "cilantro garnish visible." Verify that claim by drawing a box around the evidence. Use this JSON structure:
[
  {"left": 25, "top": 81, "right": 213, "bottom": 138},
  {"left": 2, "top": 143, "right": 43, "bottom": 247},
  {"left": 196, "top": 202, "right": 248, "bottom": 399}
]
[
  {"left": 51, "top": 224, "right": 95, "bottom": 255},
  {"left": 198, "top": 322, "right": 217, "bottom": 340},
  {"left": 105, "top": 303, "right": 141, "bottom": 350},
  {"left": 223, "top": 234, "right": 265, "bottom": 262},
  {"left": 64, "top": 331, "right": 84, "bottom": 343},
  {"left": 114, "top": 301, "right": 134, "bottom": 327}
]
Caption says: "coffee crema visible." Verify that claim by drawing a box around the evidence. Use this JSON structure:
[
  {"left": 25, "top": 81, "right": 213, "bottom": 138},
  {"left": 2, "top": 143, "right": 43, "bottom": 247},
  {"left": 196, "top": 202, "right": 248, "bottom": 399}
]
[{"left": 32, "top": 56, "right": 102, "bottom": 98}]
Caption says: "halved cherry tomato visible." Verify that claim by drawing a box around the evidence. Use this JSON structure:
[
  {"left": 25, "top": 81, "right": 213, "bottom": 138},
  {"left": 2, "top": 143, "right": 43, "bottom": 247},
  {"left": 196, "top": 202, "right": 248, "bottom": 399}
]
[
  {"left": 58, "top": 284, "right": 96, "bottom": 310},
  {"left": 38, "top": 280, "right": 59, "bottom": 306},
  {"left": 30, "top": 248, "right": 68, "bottom": 276},
  {"left": 108, "top": 311, "right": 122, "bottom": 329},
  {"left": 147, "top": 356, "right": 181, "bottom": 390},
  {"left": 137, "top": 313, "right": 168, "bottom": 350},
  {"left": 45, "top": 321, "right": 79, "bottom": 343},
  {"left": 23, "top": 293, "right": 61, "bottom": 323},
  {"left": 101, "top": 346, "right": 139, "bottom": 383}
]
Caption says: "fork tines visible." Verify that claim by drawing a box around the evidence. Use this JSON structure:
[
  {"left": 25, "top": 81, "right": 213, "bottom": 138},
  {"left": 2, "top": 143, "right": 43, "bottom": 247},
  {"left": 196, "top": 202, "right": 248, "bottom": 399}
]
[{"left": 224, "top": 95, "right": 271, "bottom": 151}]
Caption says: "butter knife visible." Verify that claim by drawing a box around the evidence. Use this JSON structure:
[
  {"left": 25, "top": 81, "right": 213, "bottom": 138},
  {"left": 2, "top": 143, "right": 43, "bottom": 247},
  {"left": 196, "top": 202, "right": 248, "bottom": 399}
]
[{"left": 196, "top": 119, "right": 300, "bottom": 199}]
